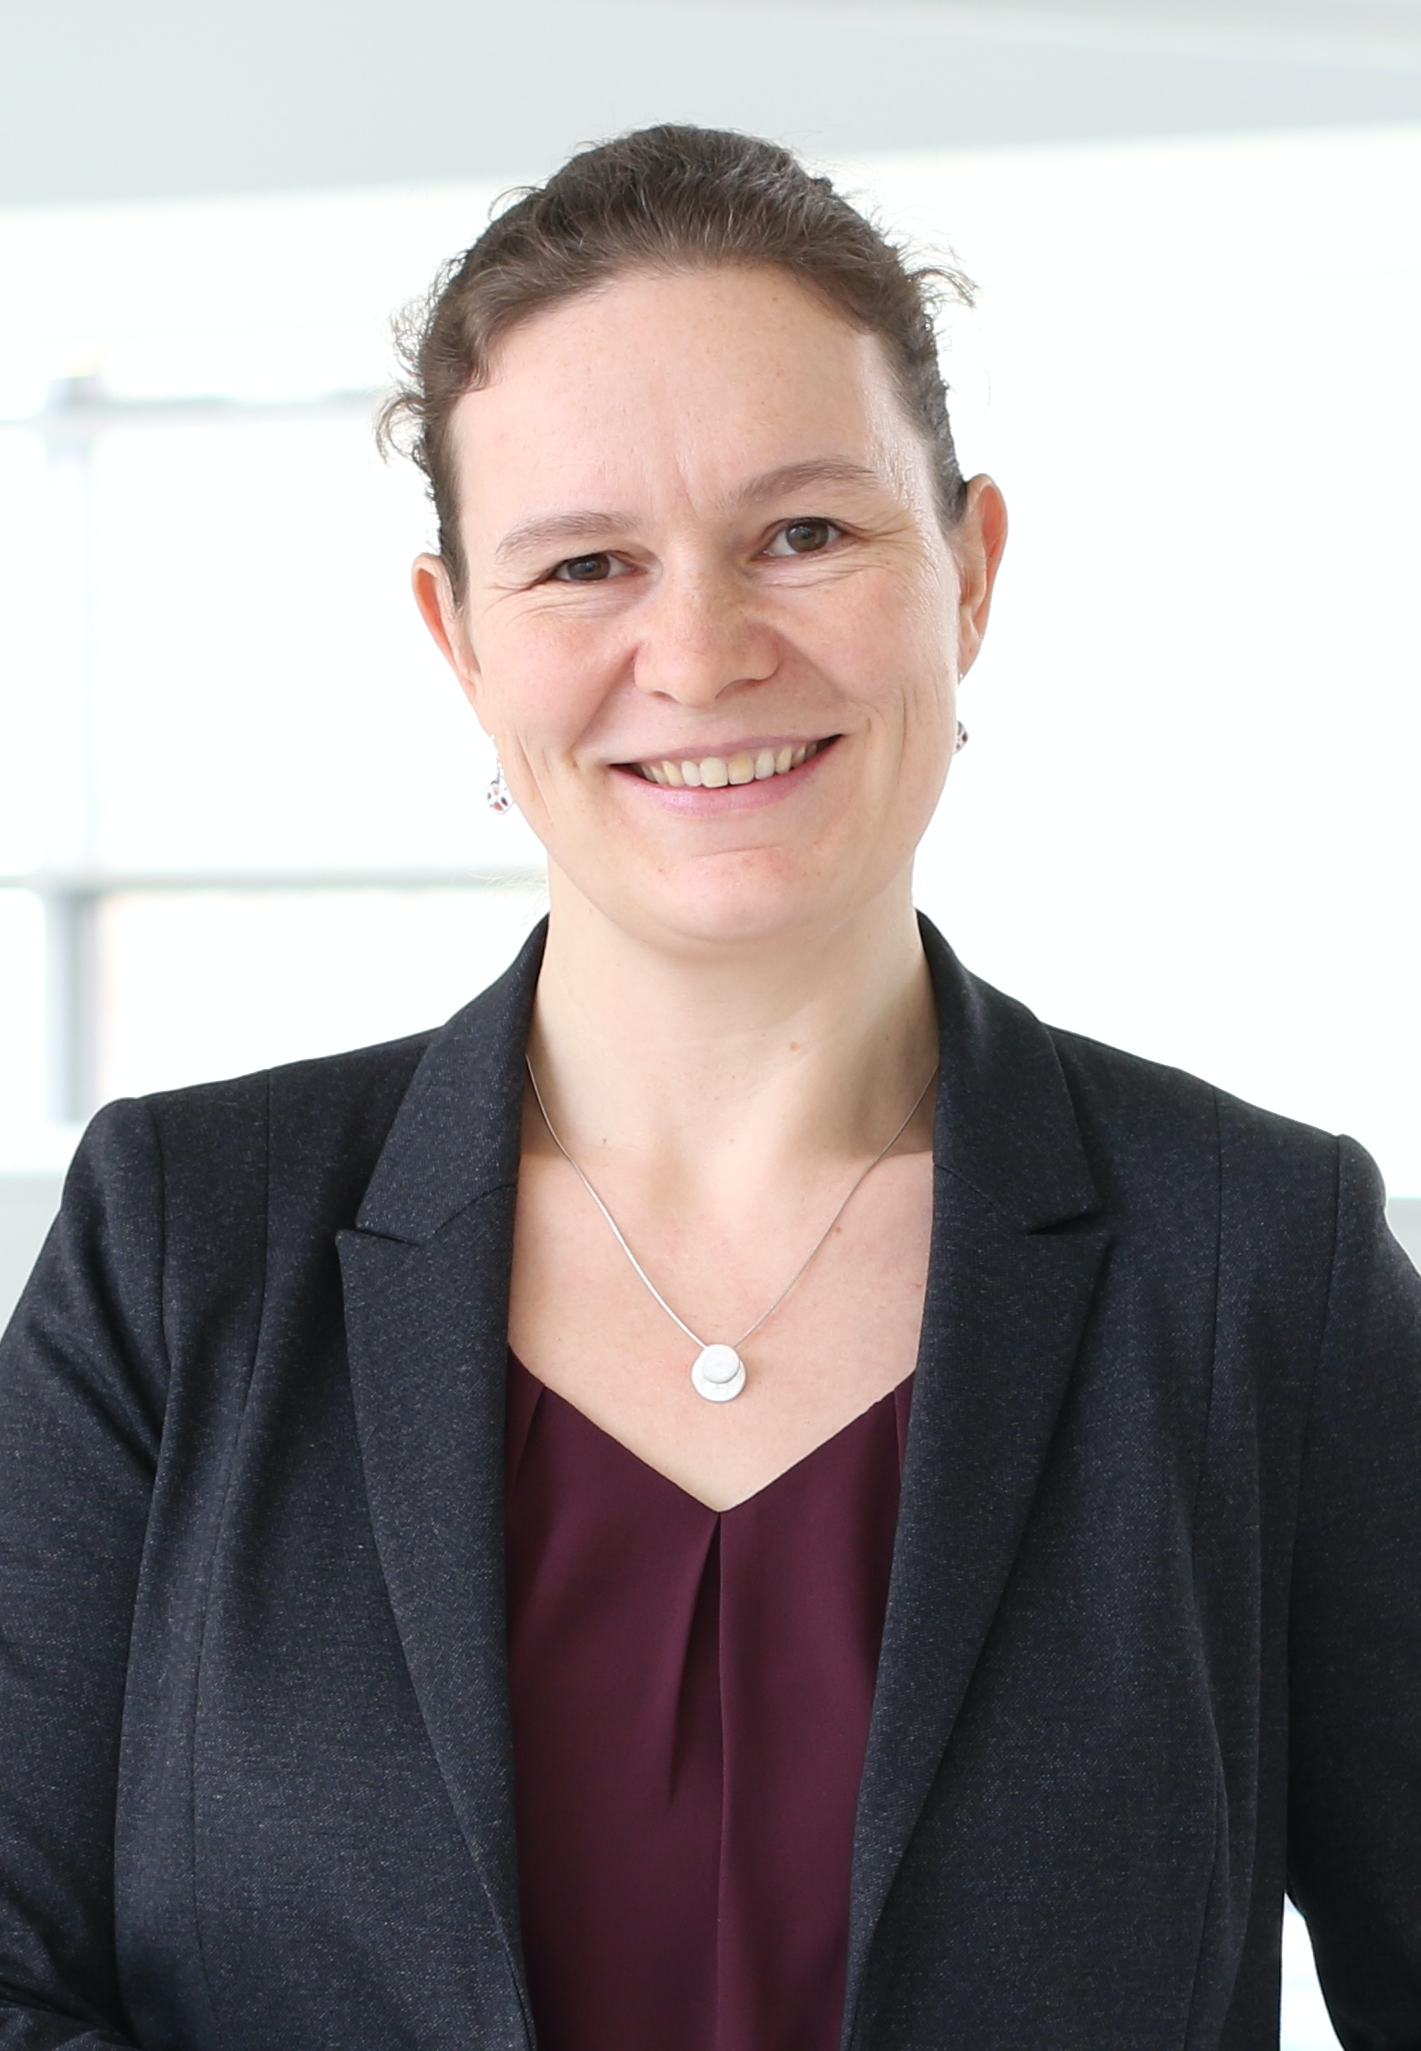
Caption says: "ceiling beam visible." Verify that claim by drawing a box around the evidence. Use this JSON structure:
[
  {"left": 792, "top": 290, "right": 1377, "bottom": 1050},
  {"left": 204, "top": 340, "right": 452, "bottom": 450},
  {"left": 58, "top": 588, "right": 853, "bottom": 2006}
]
[{"left": 4, "top": 0, "right": 1421, "bottom": 207}]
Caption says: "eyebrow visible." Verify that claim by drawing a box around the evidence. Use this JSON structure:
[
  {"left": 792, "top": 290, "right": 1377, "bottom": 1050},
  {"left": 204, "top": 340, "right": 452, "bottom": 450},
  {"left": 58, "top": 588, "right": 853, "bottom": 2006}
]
[
  {"left": 493, "top": 458, "right": 890, "bottom": 568},
  {"left": 494, "top": 510, "right": 631, "bottom": 568},
  {"left": 726, "top": 457, "right": 888, "bottom": 509}
]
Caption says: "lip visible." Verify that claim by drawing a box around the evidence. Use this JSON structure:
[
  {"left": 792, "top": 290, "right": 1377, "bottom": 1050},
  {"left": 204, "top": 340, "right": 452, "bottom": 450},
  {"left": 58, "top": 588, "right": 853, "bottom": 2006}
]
[{"left": 612, "top": 734, "right": 840, "bottom": 815}]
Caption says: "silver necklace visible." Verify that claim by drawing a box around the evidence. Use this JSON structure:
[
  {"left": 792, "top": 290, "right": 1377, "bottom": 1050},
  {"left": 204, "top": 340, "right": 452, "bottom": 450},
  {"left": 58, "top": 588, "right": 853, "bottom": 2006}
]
[{"left": 524, "top": 1057, "right": 936, "bottom": 1404}]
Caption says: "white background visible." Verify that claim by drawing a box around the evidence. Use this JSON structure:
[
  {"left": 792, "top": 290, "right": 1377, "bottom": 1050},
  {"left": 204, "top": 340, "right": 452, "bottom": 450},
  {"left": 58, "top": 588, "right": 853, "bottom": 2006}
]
[{"left": 2, "top": 124, "right": 1416, "bottom": 1201}]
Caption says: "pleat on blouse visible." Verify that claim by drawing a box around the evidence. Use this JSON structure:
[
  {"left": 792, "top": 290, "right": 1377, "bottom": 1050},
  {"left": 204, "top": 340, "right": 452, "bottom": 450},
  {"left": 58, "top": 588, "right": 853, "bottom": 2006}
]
[{"left": 505, "top": 1354, "right": 910, "bottom": 2051}]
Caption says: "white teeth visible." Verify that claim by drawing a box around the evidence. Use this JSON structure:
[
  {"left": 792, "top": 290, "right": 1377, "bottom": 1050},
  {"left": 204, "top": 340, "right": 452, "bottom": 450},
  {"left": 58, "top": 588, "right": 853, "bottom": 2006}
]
[{"left": 636, "top": 740, "right": 826, "bottom": 784}]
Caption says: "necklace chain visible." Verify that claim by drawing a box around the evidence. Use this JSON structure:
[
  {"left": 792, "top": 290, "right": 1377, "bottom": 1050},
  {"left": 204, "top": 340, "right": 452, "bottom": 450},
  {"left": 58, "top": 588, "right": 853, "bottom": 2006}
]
[{"left": 524, "top": 1055, "right": 937, "bottom": 1356}]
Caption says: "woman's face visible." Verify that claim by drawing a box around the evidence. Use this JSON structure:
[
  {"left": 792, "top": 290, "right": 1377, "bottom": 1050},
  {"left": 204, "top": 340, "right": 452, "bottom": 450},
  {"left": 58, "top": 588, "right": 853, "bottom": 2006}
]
[{"left": 416, "top": 264, "right": 1005, "bottom": 955}]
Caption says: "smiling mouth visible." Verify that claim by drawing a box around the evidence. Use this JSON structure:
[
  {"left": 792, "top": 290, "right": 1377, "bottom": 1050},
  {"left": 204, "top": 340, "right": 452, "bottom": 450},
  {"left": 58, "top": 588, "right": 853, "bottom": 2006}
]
[{"left": 623, "top": 738, "right": 836, "bottom": 788}]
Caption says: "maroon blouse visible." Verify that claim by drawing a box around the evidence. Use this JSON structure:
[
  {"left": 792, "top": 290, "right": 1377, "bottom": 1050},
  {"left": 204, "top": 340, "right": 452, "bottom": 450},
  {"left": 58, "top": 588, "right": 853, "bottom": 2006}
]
[{"left": 505, "top": 1355, "right": 911, "bottom": 2051}]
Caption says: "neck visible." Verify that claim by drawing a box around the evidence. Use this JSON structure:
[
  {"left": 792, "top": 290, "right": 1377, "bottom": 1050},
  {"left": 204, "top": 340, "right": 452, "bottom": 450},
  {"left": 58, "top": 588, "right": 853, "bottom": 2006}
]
[{"left": 528, "top": 868, "right": 939, "bottom": 1198}]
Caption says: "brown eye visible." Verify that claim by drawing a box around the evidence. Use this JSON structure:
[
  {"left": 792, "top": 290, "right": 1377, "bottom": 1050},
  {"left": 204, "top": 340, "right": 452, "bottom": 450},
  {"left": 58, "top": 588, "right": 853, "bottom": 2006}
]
[
  {"left": 554, "top": 553, "right": 616, "bottom": 582},
  {"left": 769, "top": 519, "right": 840, "bottom": 557}
]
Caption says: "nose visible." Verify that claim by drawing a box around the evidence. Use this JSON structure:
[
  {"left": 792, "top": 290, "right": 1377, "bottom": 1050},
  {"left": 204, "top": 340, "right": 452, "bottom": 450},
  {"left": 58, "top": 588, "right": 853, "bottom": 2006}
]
[{"left": 630, "top": 566, "right": 777, "bottom": 707}]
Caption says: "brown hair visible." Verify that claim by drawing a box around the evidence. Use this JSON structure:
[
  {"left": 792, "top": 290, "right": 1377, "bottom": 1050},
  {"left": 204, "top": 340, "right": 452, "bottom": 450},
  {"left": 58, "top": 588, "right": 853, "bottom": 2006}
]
[{"left": 378, "top": 123, "right": 975, "bottom": 595}]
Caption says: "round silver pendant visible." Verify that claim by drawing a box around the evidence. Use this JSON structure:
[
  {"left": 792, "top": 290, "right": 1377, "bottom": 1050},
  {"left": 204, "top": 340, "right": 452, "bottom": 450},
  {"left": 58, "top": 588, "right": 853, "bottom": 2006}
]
[{"left": 690, "top": 1343, "right": 747, "bottom": 1403}]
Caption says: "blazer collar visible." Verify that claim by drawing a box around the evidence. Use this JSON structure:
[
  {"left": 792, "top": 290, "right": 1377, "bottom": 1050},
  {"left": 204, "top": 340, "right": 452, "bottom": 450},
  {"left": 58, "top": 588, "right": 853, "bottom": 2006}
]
[
  {"left": 354, "top": 919, "right": 548, "bottom": 1243},
  {"left": 342, "top": 912, "right": 1107, "bottom": 2048},
  {"left": 353, "top": 911, "right": 1098, "bottom": 1246},
  {"left": 920, "top": 915, "right": 1097, "bottom": 1228}
]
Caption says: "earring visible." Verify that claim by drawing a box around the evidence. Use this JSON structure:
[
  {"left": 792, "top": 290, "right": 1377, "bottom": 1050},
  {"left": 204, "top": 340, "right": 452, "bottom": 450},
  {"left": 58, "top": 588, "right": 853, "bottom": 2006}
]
[
  {"left": 955, "top": 721, "right": 969, "bottom": 754},
  {"left": 485, "top": 758, "right": 513, "bottom": 813}
]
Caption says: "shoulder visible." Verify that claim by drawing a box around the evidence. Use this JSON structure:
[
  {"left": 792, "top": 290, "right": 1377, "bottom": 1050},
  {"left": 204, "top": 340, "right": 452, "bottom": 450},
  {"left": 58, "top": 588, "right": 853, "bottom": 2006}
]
[
  {"left": 1029, "top": 1022, "right": 1420, "bottom": 1403},
  {"left": 1037, "top": 1018, "right": 1381, "bottom": 1306},
  {"left": 1044, "top": 1020, "right": 1343, "bottom": 1196},
  {"left": 71, "top": 1028, "right": 438, "bottom": 1263},
  {"left": 142, "top": 1028, "right": 434, "bottom": 1170},
  {"left": 67, "top": 926, "right": 548, "bottom": 1266},
  {"left": 24, "top": 1031, "right": 440, "bottom": 1405},
  {"left": 923, "top": 920, "right": 1353, "bottom": 1242}
]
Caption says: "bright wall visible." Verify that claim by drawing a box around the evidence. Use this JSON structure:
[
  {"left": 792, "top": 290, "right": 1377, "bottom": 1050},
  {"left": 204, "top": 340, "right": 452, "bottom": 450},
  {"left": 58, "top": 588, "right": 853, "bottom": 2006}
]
[{"left": 0, "top": 123, "right": 1418, "bottom": 1196}]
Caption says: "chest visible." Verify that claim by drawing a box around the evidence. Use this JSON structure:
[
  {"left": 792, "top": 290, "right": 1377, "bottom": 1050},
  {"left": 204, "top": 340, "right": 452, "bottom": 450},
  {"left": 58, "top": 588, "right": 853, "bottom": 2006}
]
[
  {"left": 507, "top": 1146, "right": 934, "bottom": 1507},
  {"left": 117, "top": 1170, "right": 1318, "bottom": 2049}
]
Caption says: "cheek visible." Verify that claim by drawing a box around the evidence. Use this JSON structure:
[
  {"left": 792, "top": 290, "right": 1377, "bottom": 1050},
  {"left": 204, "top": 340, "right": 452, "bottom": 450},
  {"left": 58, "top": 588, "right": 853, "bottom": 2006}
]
[
  {"left": 799, "top": 571, "right": 956, "bottom": 717},
  {"left": 477, "top": 612, "right": 622, "bottom": 756}
]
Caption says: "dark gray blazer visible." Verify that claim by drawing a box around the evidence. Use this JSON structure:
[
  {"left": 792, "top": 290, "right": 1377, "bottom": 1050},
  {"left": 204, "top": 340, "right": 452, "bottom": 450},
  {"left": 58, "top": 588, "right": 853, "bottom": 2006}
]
[{"left": 2, "top": 918, "right": 1420, "bottom": 2051}]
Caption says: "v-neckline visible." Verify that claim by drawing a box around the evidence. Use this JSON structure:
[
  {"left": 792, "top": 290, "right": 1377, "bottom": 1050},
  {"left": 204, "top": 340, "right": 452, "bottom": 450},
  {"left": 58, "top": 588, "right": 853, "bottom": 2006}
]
[{"left": 506, "top": 1352, "right": 913, "bottom": 1514}]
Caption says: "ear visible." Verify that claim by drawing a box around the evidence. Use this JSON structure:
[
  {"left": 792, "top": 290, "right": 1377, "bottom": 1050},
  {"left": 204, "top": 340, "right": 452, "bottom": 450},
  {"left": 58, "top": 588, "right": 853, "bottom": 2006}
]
[
  {"left": 953, "top": 476, "right": 1008, "bottom": 678},
  {"left": 413, "top": 554, "right": 482, "bottom": 712}
]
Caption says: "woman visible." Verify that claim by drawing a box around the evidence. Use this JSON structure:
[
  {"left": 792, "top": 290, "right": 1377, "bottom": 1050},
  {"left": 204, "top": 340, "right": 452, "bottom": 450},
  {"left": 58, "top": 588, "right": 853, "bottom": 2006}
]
[{"left": 1, "top": 124, "right": 1419, "bottom": 2051}]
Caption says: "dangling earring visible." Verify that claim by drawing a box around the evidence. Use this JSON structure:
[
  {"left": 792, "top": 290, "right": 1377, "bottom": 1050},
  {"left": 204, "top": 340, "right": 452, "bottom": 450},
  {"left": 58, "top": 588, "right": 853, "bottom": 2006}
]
[
  {"left": 485, "top": 757, "right": 513, "bottom": 813},
  {"left": 955, "top": 721, "right": 969, "bottom": 754}
]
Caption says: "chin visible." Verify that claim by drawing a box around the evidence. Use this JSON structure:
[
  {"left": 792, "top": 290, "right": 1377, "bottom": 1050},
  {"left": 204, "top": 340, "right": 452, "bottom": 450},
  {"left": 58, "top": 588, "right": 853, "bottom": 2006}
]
[
  {"left": 549, "top": 809, "right": 922, "bottom": 953},
  {"left": 626, "top": 852, "right": 885, "bottom": 955}
]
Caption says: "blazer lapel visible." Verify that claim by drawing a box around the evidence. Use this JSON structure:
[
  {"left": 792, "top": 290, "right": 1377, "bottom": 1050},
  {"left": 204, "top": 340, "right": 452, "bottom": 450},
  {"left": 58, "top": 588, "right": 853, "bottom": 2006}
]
[
  {"left": 337, "top": 924, "right": 547, "bottom": 2037},
  {"left": 842, "top": 924, "right": 1111, "bottom": 2040},
  {"left": 336, "top": 913, "right": 1106, "bottom": 2043}
]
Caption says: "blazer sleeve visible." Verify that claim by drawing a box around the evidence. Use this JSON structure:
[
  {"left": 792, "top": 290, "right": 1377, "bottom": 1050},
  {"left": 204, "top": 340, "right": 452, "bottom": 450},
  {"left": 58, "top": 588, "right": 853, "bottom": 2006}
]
[
  {"left": 0, "top": 1101, "right": 168, "bottom": 2049},
  {"left": 1287, "top": 1134, "right": 1421, "bottom": 2046}
]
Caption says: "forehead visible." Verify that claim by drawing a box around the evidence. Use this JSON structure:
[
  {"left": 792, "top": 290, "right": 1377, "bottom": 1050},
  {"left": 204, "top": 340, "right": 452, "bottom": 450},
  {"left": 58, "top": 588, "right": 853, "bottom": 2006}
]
[{"left": 448, "top": 265, "right": 927, "bottom": 525}]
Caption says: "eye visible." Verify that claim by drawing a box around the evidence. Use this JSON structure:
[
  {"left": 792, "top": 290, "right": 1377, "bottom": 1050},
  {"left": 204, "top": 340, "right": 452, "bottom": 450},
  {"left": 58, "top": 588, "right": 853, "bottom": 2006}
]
[
  {"left": 550, "top": 552, "right": 625, "bottom": 583},
  {"left": 765, "top": 518, "right": 843, "bottom": 558}
]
